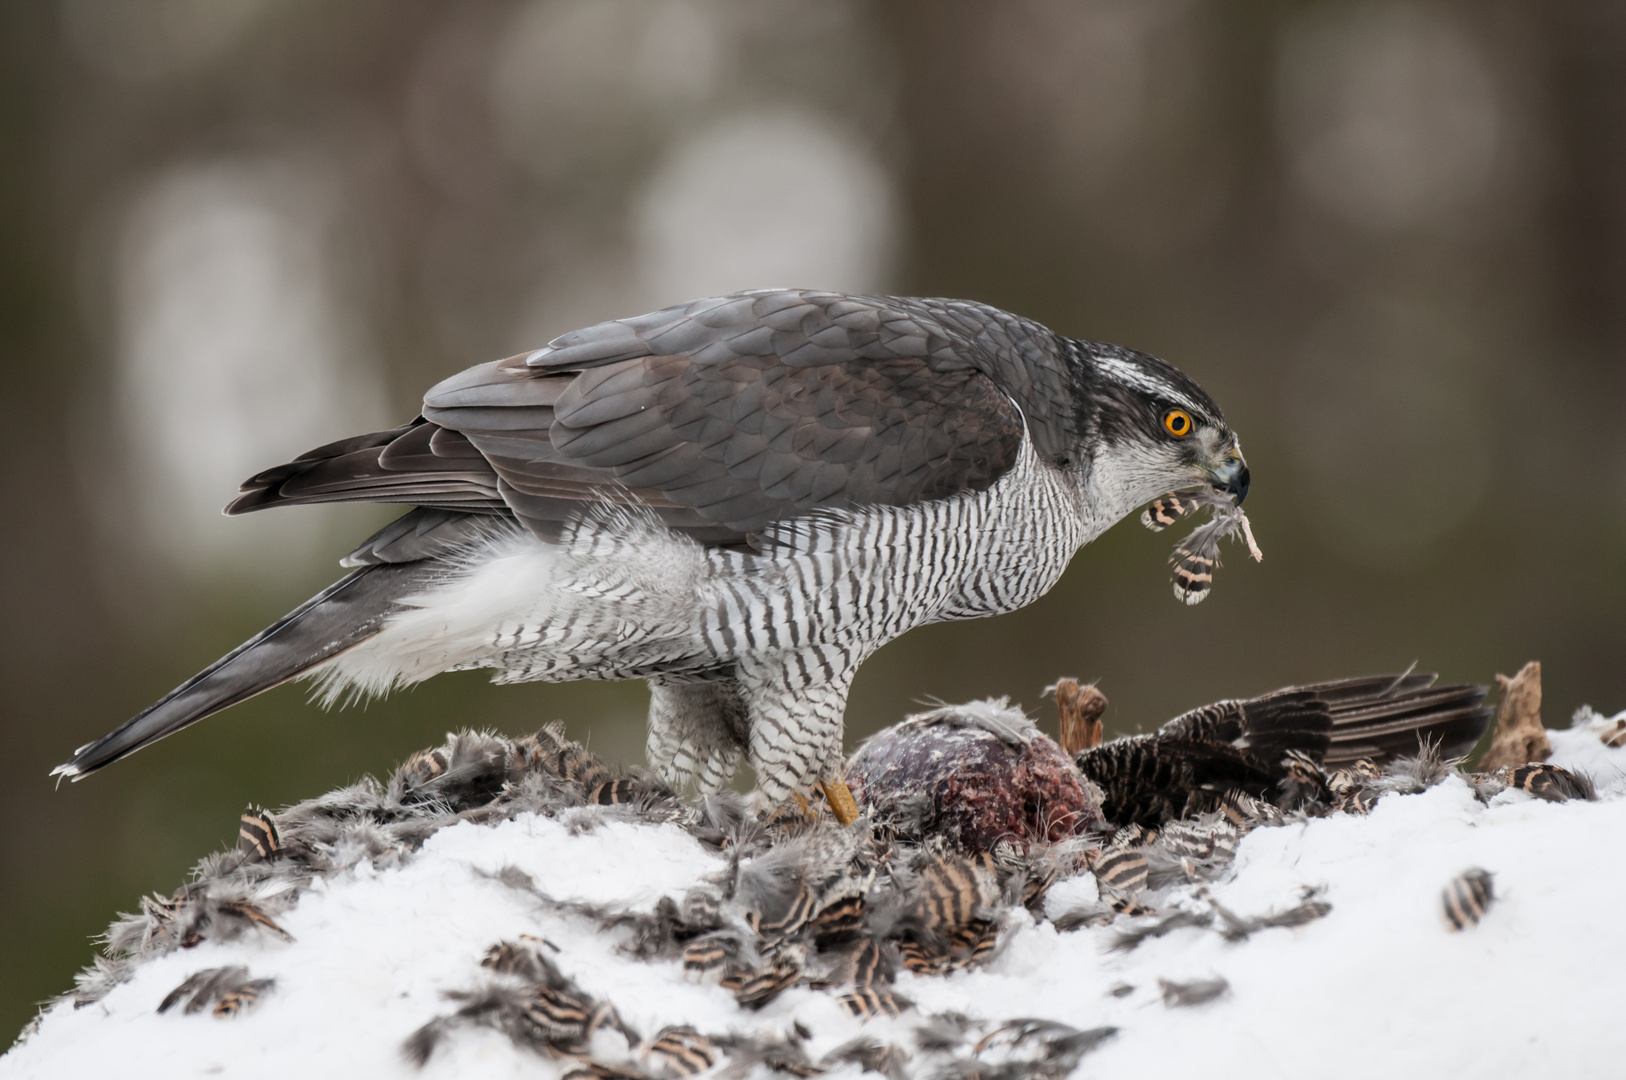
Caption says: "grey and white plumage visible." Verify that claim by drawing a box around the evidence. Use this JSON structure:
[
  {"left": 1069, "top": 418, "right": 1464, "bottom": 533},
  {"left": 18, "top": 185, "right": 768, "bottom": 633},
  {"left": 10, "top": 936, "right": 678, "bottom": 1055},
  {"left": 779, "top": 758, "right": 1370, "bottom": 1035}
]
[{"left": 55, "top": 289, "right": 1249, "bottom": 806}]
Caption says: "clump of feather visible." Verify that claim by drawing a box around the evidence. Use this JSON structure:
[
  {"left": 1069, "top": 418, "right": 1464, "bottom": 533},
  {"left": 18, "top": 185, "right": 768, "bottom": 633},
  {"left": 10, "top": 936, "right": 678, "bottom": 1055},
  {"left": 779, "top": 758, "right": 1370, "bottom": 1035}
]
[{"left": 1140, "top": 490, "right": 1262, "bottom": 605}]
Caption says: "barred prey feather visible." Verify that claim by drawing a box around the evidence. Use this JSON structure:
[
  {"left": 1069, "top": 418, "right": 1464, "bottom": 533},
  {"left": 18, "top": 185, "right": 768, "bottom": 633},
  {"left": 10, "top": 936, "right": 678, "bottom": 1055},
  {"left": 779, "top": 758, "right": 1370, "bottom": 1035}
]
[{"left": 1152, "top": 489, "right": 1262, "bottom": 605}]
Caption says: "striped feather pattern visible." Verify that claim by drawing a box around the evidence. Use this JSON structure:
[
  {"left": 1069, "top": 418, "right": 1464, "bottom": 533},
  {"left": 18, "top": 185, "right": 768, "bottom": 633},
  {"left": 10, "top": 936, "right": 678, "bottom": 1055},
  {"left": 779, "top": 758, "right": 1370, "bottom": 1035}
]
[{"left": 326, "top": 441, "right": 1090, "bottom": 804}]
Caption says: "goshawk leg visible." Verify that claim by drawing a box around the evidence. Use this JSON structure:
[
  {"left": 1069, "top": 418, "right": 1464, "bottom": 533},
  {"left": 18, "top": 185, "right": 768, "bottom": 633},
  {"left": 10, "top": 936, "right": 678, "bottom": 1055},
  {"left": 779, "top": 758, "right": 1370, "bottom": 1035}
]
[
  {"left": 647, "top": 677, "right": 749, "bottom": 794},
  {"left": 737, "top": 647, "right": 858, "bottom": 813}
]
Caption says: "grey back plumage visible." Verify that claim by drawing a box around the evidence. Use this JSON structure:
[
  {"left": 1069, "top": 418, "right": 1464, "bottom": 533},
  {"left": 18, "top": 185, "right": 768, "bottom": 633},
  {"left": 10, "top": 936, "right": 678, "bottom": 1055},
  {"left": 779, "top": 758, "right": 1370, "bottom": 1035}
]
[{"left": 231, "top": 290, "right": 1088, "bottom": 546}]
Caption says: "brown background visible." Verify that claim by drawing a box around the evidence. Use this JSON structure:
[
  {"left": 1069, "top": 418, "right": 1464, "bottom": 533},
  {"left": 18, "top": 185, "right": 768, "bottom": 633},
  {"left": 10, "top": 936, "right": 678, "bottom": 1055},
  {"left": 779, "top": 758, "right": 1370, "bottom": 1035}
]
[{"left": 4, "top": 0, "right": 1624, "bottom": 1041}]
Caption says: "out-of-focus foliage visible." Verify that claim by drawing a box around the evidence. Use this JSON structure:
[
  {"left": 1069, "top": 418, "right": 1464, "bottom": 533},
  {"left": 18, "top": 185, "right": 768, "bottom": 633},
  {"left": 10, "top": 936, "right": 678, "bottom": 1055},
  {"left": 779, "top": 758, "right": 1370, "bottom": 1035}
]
[{"left": 4, "top": 0, "right": 1624, "bottom": 1041}]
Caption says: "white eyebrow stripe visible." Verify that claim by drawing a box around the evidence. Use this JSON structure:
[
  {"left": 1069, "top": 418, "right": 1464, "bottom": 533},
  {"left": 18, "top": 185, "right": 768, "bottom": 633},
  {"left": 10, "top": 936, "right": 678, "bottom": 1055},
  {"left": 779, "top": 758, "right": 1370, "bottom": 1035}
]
[{"left": 1093, "top": 353, "right": 1206, "bottom": 416}]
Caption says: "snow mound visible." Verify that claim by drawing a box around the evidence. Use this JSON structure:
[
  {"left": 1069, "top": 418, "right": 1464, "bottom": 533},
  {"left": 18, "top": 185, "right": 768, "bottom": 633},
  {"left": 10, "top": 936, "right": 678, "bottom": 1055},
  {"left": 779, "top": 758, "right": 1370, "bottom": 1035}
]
[{"left": 6, "top": 716, "right": 1626, "bottom": 1080}]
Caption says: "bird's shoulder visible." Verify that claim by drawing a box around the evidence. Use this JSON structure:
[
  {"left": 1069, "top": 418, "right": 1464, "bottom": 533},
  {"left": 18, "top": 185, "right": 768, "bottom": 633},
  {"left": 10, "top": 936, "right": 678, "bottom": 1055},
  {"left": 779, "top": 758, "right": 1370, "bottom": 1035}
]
[{"left": 422, "top": 290, "right": 1079, "bottom": 536}]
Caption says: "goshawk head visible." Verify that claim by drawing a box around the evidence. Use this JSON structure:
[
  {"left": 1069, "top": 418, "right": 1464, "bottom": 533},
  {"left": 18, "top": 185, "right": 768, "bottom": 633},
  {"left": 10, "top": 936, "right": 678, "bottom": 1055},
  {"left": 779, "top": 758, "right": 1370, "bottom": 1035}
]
[{"left": 1075, "top": 340, "right": 1249, "bottom": 520}]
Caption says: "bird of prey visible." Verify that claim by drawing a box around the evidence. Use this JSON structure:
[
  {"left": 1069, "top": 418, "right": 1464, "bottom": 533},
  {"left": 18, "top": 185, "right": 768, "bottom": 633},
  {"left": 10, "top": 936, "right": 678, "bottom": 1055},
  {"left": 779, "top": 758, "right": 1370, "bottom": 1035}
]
[
  {"left": 55, "top": 289, "right": 1250, "bottom": 819},
  {"left": 1069, "top": 672, "right": 1493, "bottom": 830}
]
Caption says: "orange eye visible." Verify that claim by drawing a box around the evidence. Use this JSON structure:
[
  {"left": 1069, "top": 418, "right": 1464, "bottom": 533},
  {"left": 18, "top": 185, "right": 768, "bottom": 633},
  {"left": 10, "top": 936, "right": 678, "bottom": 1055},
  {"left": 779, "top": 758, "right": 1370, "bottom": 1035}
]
[{"left": 1163, "top": 409, "right": 1193, "bottom": 438}]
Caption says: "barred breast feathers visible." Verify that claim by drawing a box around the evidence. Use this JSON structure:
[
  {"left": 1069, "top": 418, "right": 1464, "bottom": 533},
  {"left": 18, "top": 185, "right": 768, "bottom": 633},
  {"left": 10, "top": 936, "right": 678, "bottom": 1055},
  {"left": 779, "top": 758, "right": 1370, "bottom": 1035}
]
[
  {"left": 312, "top": 438, "right": 1092, "bottom": 706},
  {"left": 311, "top": 507, "right": 713, "bottom": 704}
]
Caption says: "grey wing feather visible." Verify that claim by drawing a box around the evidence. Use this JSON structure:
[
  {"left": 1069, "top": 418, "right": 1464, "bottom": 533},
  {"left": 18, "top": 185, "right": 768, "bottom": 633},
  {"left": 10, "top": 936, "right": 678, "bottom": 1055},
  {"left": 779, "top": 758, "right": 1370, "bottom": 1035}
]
[
  {"left": 228, "top": 420, "right": 506, "bottom": 515},
  {"left": 340, "top": 508, "right": 505, "bottom": 567},
  {"left": 231, "top": 290, "right": 1071, "bottom": 545}
]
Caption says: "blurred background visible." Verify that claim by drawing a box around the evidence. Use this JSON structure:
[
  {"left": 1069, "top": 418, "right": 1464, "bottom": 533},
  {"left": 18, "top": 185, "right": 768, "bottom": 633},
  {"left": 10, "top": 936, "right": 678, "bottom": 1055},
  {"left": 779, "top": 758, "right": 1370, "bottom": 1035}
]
[{"left": 3, "top": 0, "right": 1624, "bottom": 1040}]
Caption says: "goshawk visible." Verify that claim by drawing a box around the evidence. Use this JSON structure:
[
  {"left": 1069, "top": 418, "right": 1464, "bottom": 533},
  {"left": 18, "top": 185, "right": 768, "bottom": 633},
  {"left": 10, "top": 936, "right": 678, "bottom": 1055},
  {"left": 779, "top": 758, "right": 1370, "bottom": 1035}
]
[{"left": 56, "top": 290, "right": 1250, "bottom": 817}]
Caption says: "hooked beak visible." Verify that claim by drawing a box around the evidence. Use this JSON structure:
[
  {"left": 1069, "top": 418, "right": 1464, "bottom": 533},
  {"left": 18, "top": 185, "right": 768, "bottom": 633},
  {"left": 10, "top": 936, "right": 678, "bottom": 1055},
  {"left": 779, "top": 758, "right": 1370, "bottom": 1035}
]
[{"left": 1209, "top": 450, "right": 1250, "bottom": 504}]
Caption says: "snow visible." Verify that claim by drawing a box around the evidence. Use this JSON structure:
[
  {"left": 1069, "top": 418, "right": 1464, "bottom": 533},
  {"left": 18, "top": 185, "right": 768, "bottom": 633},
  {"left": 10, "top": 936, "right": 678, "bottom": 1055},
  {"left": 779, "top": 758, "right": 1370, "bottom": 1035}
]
[
  {"left": 8, "top": 710, "right": 1626, "bottom": 1080},
  {"left": 1547, "top": 706, "right": 1626, "bottom": 785}
]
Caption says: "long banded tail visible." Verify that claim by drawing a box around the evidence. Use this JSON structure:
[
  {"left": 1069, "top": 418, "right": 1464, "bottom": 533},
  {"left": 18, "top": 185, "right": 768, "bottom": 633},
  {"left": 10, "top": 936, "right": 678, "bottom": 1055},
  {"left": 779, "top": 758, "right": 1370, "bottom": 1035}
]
[
  {"left": 1298, "top": 673, "right": 1493, "bottom": 767},
  {"left": 53, "top": 563, "right": 437, "bottom": 780}
]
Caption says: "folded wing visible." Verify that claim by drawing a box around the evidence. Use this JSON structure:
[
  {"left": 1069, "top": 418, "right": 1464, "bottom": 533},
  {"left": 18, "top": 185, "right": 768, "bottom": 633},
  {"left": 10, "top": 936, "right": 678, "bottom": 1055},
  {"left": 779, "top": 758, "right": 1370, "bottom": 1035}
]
[{"left": 227, "top": 291, "right": 1072, "bottom": 547}]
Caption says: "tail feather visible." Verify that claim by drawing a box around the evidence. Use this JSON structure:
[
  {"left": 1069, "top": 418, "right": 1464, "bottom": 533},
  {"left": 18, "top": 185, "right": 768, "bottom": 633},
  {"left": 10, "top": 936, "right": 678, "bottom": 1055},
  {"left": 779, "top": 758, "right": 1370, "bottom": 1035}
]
[
  {"left": 1319, "top": 678, "right": 1492, "bottom": 767},
  {"left": 54, "top": 563, "right": 439, "bottom": 780},
  {"left": 1158, "top": 672, "right": 1493, "bottom": 772},
  {"left": 1292, "top": 671, "right": 1438, "bottom": 707}
]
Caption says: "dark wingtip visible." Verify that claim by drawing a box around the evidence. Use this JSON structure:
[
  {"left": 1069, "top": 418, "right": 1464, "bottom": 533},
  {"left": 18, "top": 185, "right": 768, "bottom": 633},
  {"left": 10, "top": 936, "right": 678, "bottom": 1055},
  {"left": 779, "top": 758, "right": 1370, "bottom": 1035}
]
[{"left": 223, "top": 487, "right": 279, "bottom": 516}]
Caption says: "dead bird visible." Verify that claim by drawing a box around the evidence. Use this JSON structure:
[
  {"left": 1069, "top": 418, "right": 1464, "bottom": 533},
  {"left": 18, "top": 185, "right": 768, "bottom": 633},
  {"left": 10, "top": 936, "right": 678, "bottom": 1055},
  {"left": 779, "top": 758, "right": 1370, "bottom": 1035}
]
[
  {"left": 1442, "top": 869, "right": 1495, "bottom": 931},
  {"left": 1071, "top": 672, "right": 1492, "bottom": 830},
  {"left": 846, "top": 699, "right": 1104, "bottom": 851}
]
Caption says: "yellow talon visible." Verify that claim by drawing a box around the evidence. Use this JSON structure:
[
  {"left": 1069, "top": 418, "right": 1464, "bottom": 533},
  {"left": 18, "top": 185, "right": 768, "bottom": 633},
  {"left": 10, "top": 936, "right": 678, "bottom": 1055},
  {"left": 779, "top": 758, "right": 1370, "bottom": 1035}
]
[{"left": 820, "top": 777, "right": 860, "bottom": 826}]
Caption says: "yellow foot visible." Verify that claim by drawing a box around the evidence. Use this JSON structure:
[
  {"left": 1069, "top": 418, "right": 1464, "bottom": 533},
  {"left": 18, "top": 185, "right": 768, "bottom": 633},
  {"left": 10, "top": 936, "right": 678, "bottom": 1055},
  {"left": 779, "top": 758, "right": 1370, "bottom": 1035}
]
[{"left": 819, "top": 776, "right": 860, "bottom": 826}]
